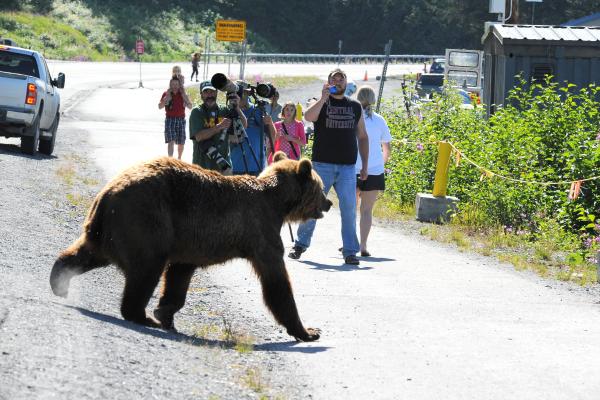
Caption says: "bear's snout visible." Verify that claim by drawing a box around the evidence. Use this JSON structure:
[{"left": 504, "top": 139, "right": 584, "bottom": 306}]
[{"left": 322, "top": 198, "right": 332, "bottom": 212}]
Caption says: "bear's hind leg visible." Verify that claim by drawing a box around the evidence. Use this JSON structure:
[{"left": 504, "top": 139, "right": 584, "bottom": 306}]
[
  {"left": 153, "top": 263, "right": 196, "bottom": 331},
  {"left": 251, "top": 254, "right": 320, "bottom": 342},
  {"left": 120, "top": 259, "right": 166, "bottom": 328}
]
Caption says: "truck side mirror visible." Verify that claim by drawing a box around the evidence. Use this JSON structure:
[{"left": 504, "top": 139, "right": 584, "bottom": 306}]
[{"left": 52, "top": 72, "right": 65, "bottom": 89}]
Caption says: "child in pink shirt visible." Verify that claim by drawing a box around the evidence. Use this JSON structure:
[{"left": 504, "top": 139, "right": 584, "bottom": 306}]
[{"left": 269, "top": 101, "right": 306, "bottom": 163}]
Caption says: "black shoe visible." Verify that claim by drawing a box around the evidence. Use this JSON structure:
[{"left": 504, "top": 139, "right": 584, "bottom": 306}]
[
  {"left": 288, "top": 245, "right": 305, "bottom": 260},
  {"left": 360, "top": 250, "right": 371, "bottom": 257},
  {"left": 344, "top": 255, "right": 360, "bottom": 265}
]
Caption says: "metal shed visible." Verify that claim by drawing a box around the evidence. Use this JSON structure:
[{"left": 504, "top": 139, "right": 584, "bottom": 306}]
[{"left": 481, "top": 23, "right": 600, "bottom": 114}]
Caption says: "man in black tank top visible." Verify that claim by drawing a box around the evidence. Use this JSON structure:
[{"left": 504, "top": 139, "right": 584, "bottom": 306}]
[{"left": 288, "top": 68, "right": 369, "bottom": 265}]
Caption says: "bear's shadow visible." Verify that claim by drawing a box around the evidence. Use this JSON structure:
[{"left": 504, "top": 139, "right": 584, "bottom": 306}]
[{"left": 62, "top": 304, "right": 330, "bottom": 353}]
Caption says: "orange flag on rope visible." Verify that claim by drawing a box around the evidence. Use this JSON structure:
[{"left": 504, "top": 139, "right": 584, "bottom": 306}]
[
  {"left": 454, "top": 150, "right": 461, "bottom": 167},
  {"left": 568, "top": 180, "right": 583, "bottom": 200}
]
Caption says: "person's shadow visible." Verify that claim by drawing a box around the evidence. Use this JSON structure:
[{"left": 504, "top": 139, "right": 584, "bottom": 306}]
[
  {"left": 60, "top": 304, "right": 330, "bottom": 353},
  {"left": 297, "top": 259, "right": 374, "bottom": 271}
]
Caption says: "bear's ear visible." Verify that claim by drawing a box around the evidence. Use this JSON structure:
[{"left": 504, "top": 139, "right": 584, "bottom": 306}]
[
  {"left": 297, "top": 158, "right": 313, "bottom": 179},
  {"left": 273, "top": 151, "right": 288, "bottom": 163}
]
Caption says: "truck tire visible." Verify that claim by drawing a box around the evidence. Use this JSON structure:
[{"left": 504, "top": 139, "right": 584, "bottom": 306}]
[
  {"left": 21, "top": 110, "right": 41, "bottom": 155},
  {"left": 39, "top": 112, "right": 59, "bottom": 156}
]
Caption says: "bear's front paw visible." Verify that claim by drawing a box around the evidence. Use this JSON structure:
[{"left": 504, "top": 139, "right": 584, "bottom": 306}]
[{"left": 294, "top": 327, "right": 321, "bottom": 342}]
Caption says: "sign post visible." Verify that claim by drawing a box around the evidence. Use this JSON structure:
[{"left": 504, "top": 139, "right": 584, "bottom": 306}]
[
  {"left": 376, "top": 40, "right": 392, "bottom": 112},
  {"left": 525, "top": 0, "right": 542, "bottom": 24},
  {"left": 215, "top": 19, "right": 246, "bottom": 78},
  {"left": 135, "top": 39, "right": 144, "bottom": 88}
]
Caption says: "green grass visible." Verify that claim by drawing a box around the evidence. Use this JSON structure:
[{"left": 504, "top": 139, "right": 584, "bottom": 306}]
[
  {"left": 0, "top": 11, "right": 114, "bottom": 60},
  {"left": 414, "top": 210, "right": 598, "bottom": 285}
]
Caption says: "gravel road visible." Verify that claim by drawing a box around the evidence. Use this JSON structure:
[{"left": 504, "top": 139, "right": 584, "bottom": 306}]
[{"left": 3, "top": 61, "right": 600, "bottom": 400}]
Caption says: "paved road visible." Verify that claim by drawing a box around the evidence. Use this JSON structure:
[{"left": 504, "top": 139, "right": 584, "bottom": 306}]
[{"left": 4, "top": 61, "right": 600, "bottom": 399}]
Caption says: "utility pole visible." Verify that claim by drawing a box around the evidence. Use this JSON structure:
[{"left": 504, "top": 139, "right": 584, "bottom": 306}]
[{"left": 505, "top": 0, "right": 520, "bottom": 23}]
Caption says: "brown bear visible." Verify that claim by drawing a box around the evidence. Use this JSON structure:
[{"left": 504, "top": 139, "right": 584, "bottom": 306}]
[{"left": 50, "top": 152, "right": 331, "bottom": 342}]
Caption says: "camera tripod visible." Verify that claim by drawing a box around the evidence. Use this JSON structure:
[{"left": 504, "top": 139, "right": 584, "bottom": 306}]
[{"left": 229, "top": 115, "right": 261, "bottom": 175}]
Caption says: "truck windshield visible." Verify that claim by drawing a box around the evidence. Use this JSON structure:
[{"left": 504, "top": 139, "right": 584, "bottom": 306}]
[{"left": 0, "top": 52, "right": 39, "bottom": 78}]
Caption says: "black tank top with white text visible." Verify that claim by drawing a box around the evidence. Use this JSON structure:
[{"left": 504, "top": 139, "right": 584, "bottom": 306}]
[{"left": 311, "top": 96, "right": 362, "bottom": 165}]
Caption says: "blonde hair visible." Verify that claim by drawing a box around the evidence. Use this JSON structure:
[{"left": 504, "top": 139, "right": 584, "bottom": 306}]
[
  {"left": 279, "top": 101, "right": 297, "bottom": 120},
  {"left": 356, "top": 85, "right": 376, "bottom": 118}
]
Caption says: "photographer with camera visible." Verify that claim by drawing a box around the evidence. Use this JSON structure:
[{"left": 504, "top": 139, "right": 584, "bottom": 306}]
[
  {"left": 288, "top": 68, "right": 369, "bottom": 266},
  {"left": 158, "top": 75, "right": 193, "bottom": 160},
  {"left": 230, "top": 80, "right": 276, "bottom": 176},
  {"left": 189, "top": 81, "right": 247, "bottom": 174}
]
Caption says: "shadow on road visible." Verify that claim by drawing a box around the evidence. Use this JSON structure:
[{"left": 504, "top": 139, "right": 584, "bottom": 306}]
[
  {"left": 62, "top": 304, "right": 330, "bottom": 353},
  {"left": 0, "top": 142, "right": 58, "bottom": 160},
  {"left": 297, "top": 260, "right": 373, "bottom": 272},
  {"left": 360, "top": 256, "right": 396, "bottom": 262},
  {"left": 254, "top": 341, "right": 330, "bottom": 353}
]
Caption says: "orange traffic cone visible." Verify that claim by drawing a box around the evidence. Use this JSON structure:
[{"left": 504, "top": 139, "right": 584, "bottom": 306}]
[{"left": 363, "top": 70, "right": 368, "bottom": 81}]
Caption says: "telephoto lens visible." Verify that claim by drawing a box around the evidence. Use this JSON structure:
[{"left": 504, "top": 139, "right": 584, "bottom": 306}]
[
  {"left": 256, "top": 82, "right": 276, "bottom": 98},
  {"left": 206, "top": 146, "right": 231, "bottom": 172}
]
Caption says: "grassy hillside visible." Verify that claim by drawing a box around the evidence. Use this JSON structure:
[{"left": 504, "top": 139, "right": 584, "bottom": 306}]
[
  {"left": 0, "top": 0, "right": 272, "bottom": 61},
  {"left": 0, "top": 11, "right": 115, "bottom": 60}
]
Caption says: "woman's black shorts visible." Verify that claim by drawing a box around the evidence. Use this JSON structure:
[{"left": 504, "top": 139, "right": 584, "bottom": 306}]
[{"left": 356, "top": 173, "right": 385, "bottom": 191}]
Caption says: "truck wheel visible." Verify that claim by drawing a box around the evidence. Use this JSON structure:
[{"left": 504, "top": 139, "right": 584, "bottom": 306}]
[
  {"left": 39, "top": 112, "right": 59, "bottom": 156},
  {"left": 21, "top": 112, "right": 41, "bottom": 155}
]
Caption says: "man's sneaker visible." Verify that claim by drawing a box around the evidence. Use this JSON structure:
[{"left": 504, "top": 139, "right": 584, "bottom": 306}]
[
  {"left": 288, "top": 245, "right": 305, "bottom": 260},
  {"left": 344, "top": 255, "right": 360, "bottom": 265}
]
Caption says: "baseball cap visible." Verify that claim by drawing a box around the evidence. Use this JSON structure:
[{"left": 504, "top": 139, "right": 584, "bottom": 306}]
[
  {"left": 328, "top": 68, "right": 347, "bottom": 80},
  {"left": 200, "top": 80, "right": 216, "bottom": 92}
]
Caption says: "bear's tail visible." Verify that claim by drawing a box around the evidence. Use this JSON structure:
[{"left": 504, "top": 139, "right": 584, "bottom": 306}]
[
  {"left": 50, "top": 236, "right": 110, "bottom": 297},
  {"left": 50, "top": 192, "right": 110, "bottom": 298}
]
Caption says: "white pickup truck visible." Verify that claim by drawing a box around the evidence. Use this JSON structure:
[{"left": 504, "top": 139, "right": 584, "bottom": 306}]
[{"left": 0, "top": 45, "right": 65, "bottom": 155}]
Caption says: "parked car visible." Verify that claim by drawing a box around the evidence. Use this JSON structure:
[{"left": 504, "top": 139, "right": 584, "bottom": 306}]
[
  {"left": 429, "top": 58, "right": 445, "bottom": 74},
  {"left": 0, "top": 44, "right": 65, "bottom": 155},
  {"left": 415, "top": 73, "right": 444, "bottom": 99}
]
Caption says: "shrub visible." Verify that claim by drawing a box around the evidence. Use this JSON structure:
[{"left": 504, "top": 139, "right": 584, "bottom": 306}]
[{"left": 382, "top": 80, "right": 600, "bottom": 252}]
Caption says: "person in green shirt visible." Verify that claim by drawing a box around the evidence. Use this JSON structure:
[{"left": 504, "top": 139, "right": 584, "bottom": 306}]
[{"left": 189, "top": 80, "right": 247, "bottom": 174}]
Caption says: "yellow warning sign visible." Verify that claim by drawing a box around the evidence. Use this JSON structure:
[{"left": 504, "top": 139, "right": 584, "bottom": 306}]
[{"left": 216, "top": 20, "right": 246, "bottom": 42}]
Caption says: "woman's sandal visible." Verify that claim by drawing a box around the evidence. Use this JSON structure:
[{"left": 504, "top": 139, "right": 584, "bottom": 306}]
[{"left": 360, "top": 250, "right": 371, "bottom": 257}]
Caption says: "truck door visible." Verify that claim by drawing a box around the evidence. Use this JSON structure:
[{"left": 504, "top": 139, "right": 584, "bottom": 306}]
[
  {"left": 40, "top": 57, "right": 58, "bottom": 129},
  {"left": 444, "top": 49, "right": 484, "bottom": 96}
]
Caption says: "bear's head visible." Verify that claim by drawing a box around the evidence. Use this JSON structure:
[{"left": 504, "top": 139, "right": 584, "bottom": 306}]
[{"left": 262, "top": 152, "right": 332, "bottom": 222}]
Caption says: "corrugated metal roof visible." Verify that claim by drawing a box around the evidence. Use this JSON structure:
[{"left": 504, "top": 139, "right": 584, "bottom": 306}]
[{"left": 486, "top": 24, "right": 600, "bottom": 44}]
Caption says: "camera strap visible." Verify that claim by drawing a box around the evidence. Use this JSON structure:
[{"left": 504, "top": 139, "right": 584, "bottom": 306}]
[{"left": 281, "top": 122, "right": 300, "bottom": 159}]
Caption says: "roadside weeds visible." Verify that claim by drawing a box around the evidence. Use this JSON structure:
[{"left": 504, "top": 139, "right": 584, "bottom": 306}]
[{"left": 374, "top": 195, "right": 598, "bottom": 286}]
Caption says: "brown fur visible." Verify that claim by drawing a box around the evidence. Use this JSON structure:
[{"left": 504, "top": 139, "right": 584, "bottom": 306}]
[{"left": 50, "top": 152, "right": 331, "bottom": 341}]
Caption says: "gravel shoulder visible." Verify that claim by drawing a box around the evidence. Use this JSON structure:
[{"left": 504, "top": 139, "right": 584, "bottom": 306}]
[{"left": 0, "top": 122, "right": 313, "bottom": 399}]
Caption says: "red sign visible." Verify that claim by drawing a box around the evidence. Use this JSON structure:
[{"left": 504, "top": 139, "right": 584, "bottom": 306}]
[{"left": 135, "top": 39, "right": 144, "bottom": 55}]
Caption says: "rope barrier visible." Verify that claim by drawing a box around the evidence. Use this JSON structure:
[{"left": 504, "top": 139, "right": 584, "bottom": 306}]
[{"left": 391, "top": 138, "right": 600, "bottom": 187}]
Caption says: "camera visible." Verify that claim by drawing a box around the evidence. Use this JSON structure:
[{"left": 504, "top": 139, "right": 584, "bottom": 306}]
[
  {"left": 210, "top": 73, "right": 277, "bottom": 103},
  {"left": 255, "top": 82, "right": 276, "bottom": 99},
  {"left": 198, "top": 131, "right": 232, "bottom": 174}
]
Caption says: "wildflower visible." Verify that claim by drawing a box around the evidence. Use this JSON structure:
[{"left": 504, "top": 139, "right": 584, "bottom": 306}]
[
  {"left": 584, "top": 238, "right": 593, "bottom": 248},
  {"left": 596, "top": 131, "right": 600, "bottom": 141},
  {"left": 416, "top": 143, "right": 424, "bottom": 153},
  {"left": 504, "top": 226, "right": 513, "bottom": 234}
]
